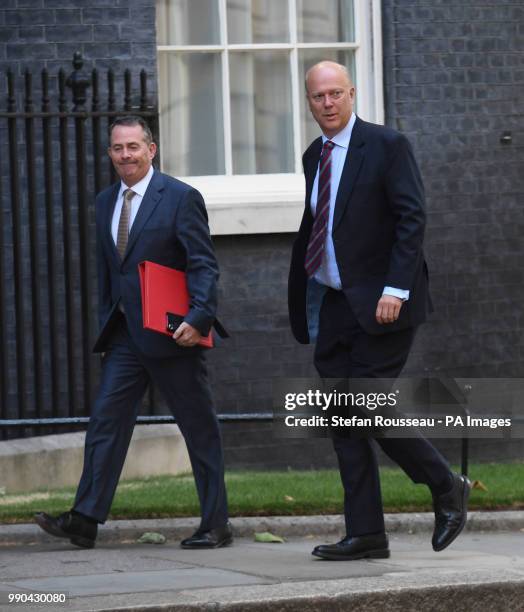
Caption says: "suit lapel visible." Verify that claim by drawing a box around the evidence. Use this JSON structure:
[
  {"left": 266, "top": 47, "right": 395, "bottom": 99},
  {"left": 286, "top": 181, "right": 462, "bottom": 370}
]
[
  {"left": 304, "top": 138, "right": 322, "bottom": 209},
  {"left": 104, "top": 183, "right": 121, "bottom": 266},
  {"left": 302, "top": 138, "right": 322, "bottom": 232},
  {"left": 332, "top": 118, "right": 365, "bottom": 233},
  {"left": 123, "top": 170, "right": 164, "bottom": 262}
]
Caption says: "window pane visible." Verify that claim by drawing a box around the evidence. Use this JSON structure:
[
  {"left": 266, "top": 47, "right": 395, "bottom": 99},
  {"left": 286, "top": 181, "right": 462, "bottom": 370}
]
[
  {"left": 299, "top": 49, "right": 356, "bottom": 149},
  {"left": 158, "top": 52, "right": 224, "bottom": 176},
  {"left": 230, "top": 51, "right": 293, "bottom": 174},
  {"left": 157, "top": 0, "right": 220, "bottom": 45},
  {"left": 297, "top": 0, "right": 354, "bottom": 43},
  {"left": 227, "top": 0, "right": 289, "bottom": 44}
]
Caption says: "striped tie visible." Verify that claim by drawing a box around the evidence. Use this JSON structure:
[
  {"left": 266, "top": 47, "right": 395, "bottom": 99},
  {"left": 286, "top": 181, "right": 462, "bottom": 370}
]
[
  {"left": 116, "top": 188, "right": 135, "bottom": 259},
  {"left": 304, "top": 140, "right": 335, "bottom": 276}
]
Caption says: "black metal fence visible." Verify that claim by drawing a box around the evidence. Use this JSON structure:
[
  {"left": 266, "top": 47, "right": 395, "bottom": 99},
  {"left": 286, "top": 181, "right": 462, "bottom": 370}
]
[{"left": 0, "top": 52, "right": 159, "bottom": 440}]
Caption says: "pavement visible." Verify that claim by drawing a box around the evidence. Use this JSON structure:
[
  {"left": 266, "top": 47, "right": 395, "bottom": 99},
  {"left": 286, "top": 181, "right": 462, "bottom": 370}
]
[{"left": 1, "top": 513, "right": 524, "bottom": 612}]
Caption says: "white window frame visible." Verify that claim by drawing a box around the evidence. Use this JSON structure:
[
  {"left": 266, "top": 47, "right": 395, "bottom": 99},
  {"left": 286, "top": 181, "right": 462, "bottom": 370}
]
[{"left": 157, "top": 0, "right": 384, "bottom": 235}]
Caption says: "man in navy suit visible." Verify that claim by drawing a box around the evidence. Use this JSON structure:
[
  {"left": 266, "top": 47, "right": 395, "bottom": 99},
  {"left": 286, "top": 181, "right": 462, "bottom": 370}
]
[
  {"left": 35, "top": 116, "right": 231, "bottom": 550},
  {"left": 288, "top": 62, "right": 469, "bottom": 560}
]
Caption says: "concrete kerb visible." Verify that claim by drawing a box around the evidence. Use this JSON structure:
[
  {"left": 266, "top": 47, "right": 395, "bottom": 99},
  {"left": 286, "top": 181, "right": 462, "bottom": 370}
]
[
  {"left": 1, "top": 511, "right": 524, "bottom": 547},
  {"left": 82, "top": 572, "right": 524, "bottom": 612}
]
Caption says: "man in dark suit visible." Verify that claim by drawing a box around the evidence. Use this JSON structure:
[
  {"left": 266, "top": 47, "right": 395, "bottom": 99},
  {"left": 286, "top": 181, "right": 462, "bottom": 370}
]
[
  {"left": 288, "top": 62, "right": 469, "bottom": 560},
  {"left": 35, "top": 116, "right": 231, "bottom": 550}
]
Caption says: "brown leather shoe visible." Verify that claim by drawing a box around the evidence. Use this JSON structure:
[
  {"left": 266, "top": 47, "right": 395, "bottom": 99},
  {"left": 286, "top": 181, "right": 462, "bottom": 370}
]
[
  {"left": 34, "top": 511, "right": 97, "bottom": 549},
  {"left": 181, "top": 522, "right": 233, "bottom": 549}
]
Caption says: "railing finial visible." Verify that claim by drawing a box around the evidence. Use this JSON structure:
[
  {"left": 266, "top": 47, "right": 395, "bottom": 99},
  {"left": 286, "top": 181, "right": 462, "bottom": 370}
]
[{"left": 66, "top": 51, "right": 91, "bottom": 111}]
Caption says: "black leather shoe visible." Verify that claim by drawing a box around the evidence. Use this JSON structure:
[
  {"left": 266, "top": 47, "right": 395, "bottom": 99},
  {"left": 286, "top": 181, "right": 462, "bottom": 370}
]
[
  {"left": 181, "top": 522, "right": 233, "bottom": 549},
  {"left": 34, "top": 511, "right": 97, "bottom": 549},
  {"left": 312, "top": 533, "right": 390, "bottom": 560},
  {"left": 432, "top": 473, "right": 470, "bottom": 552}
]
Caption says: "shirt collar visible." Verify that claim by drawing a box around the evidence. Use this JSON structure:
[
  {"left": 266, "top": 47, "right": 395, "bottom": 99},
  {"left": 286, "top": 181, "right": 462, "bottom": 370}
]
[
  {"left": 321, "top": 113, "right": 356, "bottom": 150},
  {"left": 118, "top": 165, "right": 154, "bottom": 199}
]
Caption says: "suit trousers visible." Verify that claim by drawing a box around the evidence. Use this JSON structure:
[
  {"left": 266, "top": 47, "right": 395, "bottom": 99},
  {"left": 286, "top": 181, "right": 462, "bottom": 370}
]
[
  {"left": 74, "top": 315, "right": 228, "bottom": 530},
  {"left": 314, "top": 289, "right": 451, "bottom": 536}
]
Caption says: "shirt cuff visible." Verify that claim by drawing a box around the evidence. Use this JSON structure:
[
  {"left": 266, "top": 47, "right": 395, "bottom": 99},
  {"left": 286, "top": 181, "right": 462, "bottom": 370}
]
[{"left": 383, "top": 286, "right": 410, "bottom": 301}]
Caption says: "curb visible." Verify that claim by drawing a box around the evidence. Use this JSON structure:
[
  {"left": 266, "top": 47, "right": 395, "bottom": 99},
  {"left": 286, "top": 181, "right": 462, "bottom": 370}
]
[
  {"left": 49, "top": 571, "right": 524, "bottom": 612},
  {"left": 1, "top": 511, "right": 524, "bottom": 547}
]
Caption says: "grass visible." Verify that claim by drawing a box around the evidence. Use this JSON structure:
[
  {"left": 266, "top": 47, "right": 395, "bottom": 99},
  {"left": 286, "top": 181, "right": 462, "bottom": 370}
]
[{"left": 1, "top": 463, "right": 523, "bottom": 524}]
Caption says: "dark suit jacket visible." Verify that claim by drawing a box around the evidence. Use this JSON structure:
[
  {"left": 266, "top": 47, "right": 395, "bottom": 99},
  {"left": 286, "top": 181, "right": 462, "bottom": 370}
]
[
  {"left": 288, "top": 117, "right": 432, "bottom": 344},
  {"left": 93, "top": 169, "right": 219, "bottom": 358}
]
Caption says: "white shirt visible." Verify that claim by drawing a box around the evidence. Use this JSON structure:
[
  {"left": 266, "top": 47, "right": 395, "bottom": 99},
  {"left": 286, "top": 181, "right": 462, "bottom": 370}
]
[
  {"left": 111, "top": 165, "right": 155, "bottom": 245},
  {"left": 310, "top": 114, "right": 356, "bottom": 289},
  {"left": 310, "top": 113, "right": 409, "bottom": 301}
]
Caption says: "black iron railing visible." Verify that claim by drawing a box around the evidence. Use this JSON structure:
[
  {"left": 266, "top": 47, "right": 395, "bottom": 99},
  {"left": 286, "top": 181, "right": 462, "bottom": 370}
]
[{"left": 0, "top": 52, "right": 158, "bottom": 440}]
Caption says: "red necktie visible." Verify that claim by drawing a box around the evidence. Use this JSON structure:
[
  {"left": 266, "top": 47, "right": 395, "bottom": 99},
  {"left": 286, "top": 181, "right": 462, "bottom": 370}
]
[{"left": 304, "top": 140, "right": 335, "bottom": 276}]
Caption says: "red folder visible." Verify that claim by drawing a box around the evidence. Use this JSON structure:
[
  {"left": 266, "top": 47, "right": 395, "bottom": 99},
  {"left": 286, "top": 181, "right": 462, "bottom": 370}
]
[{"left": 138, "top": 260, "right": 213, "bottom": 348}]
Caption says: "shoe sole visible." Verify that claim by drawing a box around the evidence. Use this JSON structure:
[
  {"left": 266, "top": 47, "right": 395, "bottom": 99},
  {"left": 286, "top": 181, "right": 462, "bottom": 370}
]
[
  {"left": 70, "top": 536, "right": 96, "bottom": 549},
  {"left": 312, "top": 548, "right": 390, "bottom": 561},
  {"left": 433, "top": 476, "right": 470, "bottom": 552},
  {"left": 181, "top": 536, "right": 233, "bottom": 550}
]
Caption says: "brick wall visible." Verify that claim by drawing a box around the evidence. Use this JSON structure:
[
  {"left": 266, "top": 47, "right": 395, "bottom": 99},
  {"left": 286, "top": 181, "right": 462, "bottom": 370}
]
[
  {"left": 382, "top": 0, "right": 524, "bottom": 378},
  {"left": 0, "top": 0, "right": 157, "bottom": 90},
  {"left": 209, "top": 234, "right": 315, "bottom": 413}
]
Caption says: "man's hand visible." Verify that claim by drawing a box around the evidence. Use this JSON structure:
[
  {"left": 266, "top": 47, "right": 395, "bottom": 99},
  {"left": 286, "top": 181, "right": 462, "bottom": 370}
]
[
  {"left": 375, "top": 295, "right": 403, "bottom": 324},
  {"left": 173, "top": 322, "right": 202, "bottom": 347}
]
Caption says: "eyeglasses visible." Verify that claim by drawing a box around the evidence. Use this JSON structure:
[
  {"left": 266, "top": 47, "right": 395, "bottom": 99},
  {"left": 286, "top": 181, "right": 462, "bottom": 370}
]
[{"left": 309, "top": 89, "right": 345, "bottom": 104}]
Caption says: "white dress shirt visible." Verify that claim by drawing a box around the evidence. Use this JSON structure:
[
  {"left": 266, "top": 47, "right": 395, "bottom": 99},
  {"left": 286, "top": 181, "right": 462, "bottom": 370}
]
[
  {"left": 310, "top": 113, "right": 409, "bottom": 301},
  {"left": 111, "top": 165, "right": 155, "bottom": 244}
]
